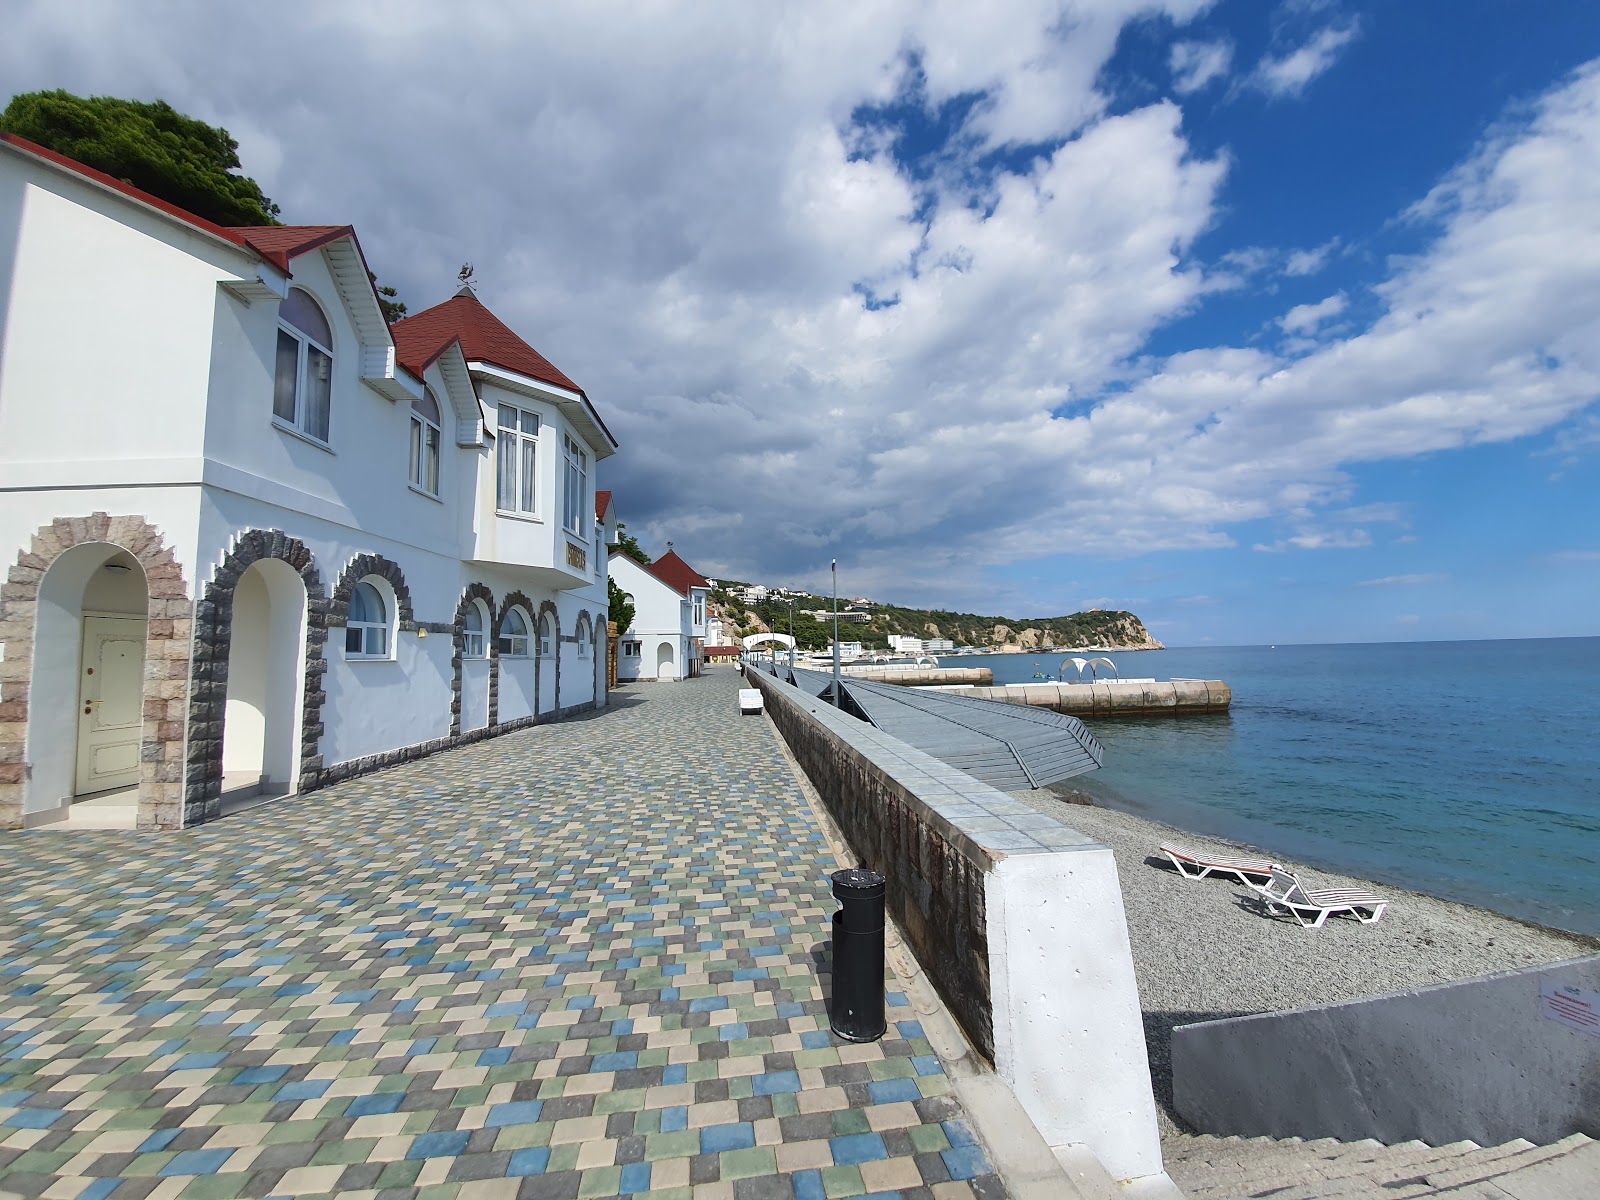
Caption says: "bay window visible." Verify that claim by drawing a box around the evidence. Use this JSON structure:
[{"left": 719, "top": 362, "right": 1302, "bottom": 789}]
[
  {"left": 497, "top": 404, "right": 539, "bottom": 515},
  {"left": 410, "top": 387, "right": 442, "bottom": 496},
  {"left": 562, "top": 433, "right": 588, "bottom": 536}
]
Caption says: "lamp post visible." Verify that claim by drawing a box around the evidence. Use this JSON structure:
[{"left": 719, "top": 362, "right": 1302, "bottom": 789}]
[
  {"left": 832, "top": 560, "right": 841, "bottom": 706},
  {"left": 788, "top": 597, "right": 795, "bottom": 672}
]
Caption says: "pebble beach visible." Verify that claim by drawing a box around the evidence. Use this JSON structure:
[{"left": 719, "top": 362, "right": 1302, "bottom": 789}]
[{"left": 1010, "top": 787, "right": 1600, "bottom": 1136}]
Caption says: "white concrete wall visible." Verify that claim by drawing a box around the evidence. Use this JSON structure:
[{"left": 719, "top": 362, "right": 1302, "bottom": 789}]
[
  {"left": 987, "top": 851, "right": 1165, "bottom": 1184},
  {"left": 0, "top": 153, "right": 251, "bottom": 476}
]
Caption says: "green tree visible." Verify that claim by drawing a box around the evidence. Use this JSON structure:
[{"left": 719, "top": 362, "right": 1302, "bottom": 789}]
[
  {"left": 0, "top": 89, "right": 280, "bottom": 226},
  {"left": 616, "top": 528, "right": 651, "bottom": 565},
  {"left": 607, "top": 576, "right": 635, "bottom": 636}
]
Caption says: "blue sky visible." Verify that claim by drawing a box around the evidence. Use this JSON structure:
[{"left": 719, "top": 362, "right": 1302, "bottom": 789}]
[{"left": 4, "top": 1, "right": 1599, "bottom": 644}]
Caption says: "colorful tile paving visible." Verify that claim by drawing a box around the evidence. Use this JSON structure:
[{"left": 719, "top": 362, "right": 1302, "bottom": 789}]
[{"left": 0, "top": 670, "right": 1005, "bottom": 1200}]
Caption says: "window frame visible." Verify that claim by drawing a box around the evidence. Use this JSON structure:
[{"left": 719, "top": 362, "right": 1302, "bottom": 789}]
[
  {"left": 273, "top": 288, "right": 335, "bottom": 446},
  {"left": 576, "top": 617, "right": 591, "bottom": 658},
  {"left": 538, "top": 613, "right": 555, "bottom": 659},
  {"left": 562, "top": 433, "right": 588, "bottom": 537},
  {"left": 498, "top": 606, "right": 532, "bottom": 658},
  {"left": 497, "top": 403, "right": 541, "bottom": 518},
  {"left": 463, "top": 599, "right": 489, "bottom": 659},
  {"left": 621, "top": 640, "right": 641, "bottom": 657},
  {"left": 345, "top": 579, "right": 392, "bottom": 660},
  {"left": 409, "top": 387, "right": 443, "bottom": 498}
]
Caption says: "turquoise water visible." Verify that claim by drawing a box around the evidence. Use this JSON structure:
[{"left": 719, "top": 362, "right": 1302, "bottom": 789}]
[{"left": 950, "top": 638, "right": 1600, "bottom": 936}]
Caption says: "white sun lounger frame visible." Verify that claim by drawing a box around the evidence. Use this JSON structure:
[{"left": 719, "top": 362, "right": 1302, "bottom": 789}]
[
  {"left": 1250, "top": 866, "right": 1389, "bottom": 928},
  {"left": 1159, "top": 842, "right": 1275, "bottom": 885}
]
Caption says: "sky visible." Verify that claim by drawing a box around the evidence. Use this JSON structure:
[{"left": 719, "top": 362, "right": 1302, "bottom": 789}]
[{"left": 5, "top": 0, "right": 1600, "bottom": 645}]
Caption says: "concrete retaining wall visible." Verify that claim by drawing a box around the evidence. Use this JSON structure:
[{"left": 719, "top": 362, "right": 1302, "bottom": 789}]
[
  {"left": 747, "top": 668, "right": 1167, "bottom": 1186},
  {"left": 1173, "top": 954, "right": 1600, "bottom": 1146},
  {"left": 840, "top": 666, "right": 994, "bottom": 686}
]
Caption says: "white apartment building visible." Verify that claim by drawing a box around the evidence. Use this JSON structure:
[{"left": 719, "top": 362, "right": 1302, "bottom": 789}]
[
  {"left": 888, "top": 635, "right": 925, "bottom": 654},
  {"left": 0, "top": 133, "right": 616, "bottom": 832}
]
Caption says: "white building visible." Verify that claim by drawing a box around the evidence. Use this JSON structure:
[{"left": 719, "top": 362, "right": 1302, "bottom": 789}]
[
  {"left": 830, "top": 641, "right": 864, "bottom": 660},
  {"left": 739, "top": 585, "right": 769, "bottom": 604},
  {"left": 0, "top": 132, "right": 617, "bottom": 832},
  {"left": 609, "top": 547, "right": 710, "bottom": 682},
  {"left": 888, "top": 635, "right": 925, "bottom": 654},
  {"left": 924, "top": 638, "right": 954, "bottom": 653}
]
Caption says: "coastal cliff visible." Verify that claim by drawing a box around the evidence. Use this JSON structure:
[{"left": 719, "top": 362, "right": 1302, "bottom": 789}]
[{"left": 715, "top": 584, "right": 1164, "bottom": 652}]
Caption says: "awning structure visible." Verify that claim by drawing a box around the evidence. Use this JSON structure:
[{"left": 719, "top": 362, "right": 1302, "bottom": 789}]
[{"left": 783, "top": 667, "right": 1103, "bottom": 791}]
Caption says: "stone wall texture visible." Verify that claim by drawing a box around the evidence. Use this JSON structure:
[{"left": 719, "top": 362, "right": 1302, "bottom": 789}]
[{"left": 748, "top": 668, "right": 995, "bottom": 1060}]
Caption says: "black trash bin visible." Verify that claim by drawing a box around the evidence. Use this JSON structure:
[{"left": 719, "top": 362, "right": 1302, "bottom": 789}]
[{"left": 828, "top": 867, "right": 887, "bottom": 1042}]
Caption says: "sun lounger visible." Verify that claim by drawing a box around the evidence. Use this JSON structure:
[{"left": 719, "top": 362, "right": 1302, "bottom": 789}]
[
  {"left": 1159, "top": 842, "right": 1276, "bottom": 885},
  {"left": 1250, "top": 866, "right": 1389, "bottom": 928}
]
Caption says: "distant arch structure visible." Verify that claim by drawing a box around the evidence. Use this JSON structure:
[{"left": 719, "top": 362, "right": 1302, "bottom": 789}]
[
  {"left": 742, "top": 633, "right": 794, "bottom": 652},
  {"left": 1064, "top": 656, "right": 1119, "bottom": 681}
]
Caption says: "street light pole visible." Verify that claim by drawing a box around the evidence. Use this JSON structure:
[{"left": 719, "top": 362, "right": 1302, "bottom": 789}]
[
  {"left": 788, "top": 597, "right": 795, "bottom": 672},
  {"left": 832, "top": 559, "right": 841, "bottom": 707}
]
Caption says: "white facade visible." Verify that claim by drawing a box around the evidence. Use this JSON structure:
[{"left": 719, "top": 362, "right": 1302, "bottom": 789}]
[
  {"left": 609, "top": 551, "right": 710, "bottom": 683},
  {"left": 888, "top": 635, "right": 925, "bottom": 654},
  {"left": 0, "top": 135, "right": 616, "bottom": 831}
]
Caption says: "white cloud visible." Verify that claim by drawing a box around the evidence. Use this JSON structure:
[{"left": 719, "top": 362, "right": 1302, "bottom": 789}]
[
  {"left": 1284, "top": 237, "right": 1340, "bottom": 276},
  {"left": 1254, "top": 23, "right": 1359, "bottom": 97},
  {"left": 1, "top": 8, "right": 1597, "bottom": 613},
  {"left": 1356, "top": 573, "right": 1448, "bottom": 587},
  {"left": 1254, "top": 528, "right": 1373, "bottom": 552},
  {"left": 1169, "top": 39, "right": 1233, "bottom": 95},
  {"left": 1279, "top": 291, "right": 1347, "bottom": 335}
]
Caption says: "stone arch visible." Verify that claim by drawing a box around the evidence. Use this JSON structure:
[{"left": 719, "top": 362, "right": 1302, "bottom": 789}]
[
  {"left": 451, "top": 583, "right": 497, "bottom": 738},
  {"left": 186, "top": 529, "right": 326, "bottom": 825},
  {"left": 328, "top": 553, "right": 416, "bottom": 632},
  {"left": 0, "top": 513, "right": 192, "bottom": 830},
  {"left": 496, "top": 591, "right": 536, "bottom": 640},
  {"left": 536, "top": 600, "right": 560, "bottom": 718},
  {"left": 575, "top": 609, "right": 603, "bottom": 707}
]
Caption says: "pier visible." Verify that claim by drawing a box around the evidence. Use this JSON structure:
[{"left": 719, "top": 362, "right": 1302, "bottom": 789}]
[
  {"left": 840, "top": 663, "right": 994, "bottom": 685},
  {"left": 950, "top": 678, "right": 1231, "bottom": 716}
]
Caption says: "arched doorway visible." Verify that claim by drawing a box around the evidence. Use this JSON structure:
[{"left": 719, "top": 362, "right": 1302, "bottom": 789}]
[
  {"left": 657, "top": 640, "right": 677, "bottom": 681},
  {"left": 220, "top": 559, "right": 309, "bottom": 806},
  {"left": 29, "top": 543, "right": 148, "bottom": 827}
]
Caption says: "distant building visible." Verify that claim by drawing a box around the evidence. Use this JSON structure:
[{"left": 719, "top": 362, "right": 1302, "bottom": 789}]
[
  {"left": 740, "top": 585, "right": 769, "bottom": 604},
  {"left": 609, "top": 545, "right": 711, "bottom": 682},
  {"left": 924, "top": 638, "right": 954, "bottom": 653},
  {"left": 830, "top": 641, "right": 864, "bottom": 660},
  {"left": 888, "top": 635, "right": 924, "bottom": 654}
]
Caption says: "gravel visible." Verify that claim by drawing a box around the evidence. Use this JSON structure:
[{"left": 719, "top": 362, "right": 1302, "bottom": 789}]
[{"left": 1009, "top": 788, "right": 1599, "bottom": 1137}]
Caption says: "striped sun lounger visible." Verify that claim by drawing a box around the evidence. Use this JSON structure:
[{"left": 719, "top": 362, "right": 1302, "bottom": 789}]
[
  {"left": 1249, "top": 867, "right": 1389, "bottom": 928},
  {"left": 1159, "top": 842, "right": 1276, "bottom": 885}
]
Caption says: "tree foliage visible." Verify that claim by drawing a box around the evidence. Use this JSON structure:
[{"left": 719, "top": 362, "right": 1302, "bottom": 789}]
[
  {"left": 607, "top": 576, "right": 635, "bottom": 637},
  {"left": 616, "top": 529, "right": 652, "bottom": 565},
  {"left": 0, "top": 90, "right": 281, "bottom": 226}
]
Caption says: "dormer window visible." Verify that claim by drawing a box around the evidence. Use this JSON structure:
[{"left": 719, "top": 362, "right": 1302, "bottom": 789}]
[
  {"left": 410, "top": 387, "right": 442, "bottom": 496},
  {"left": 274, "top": 288, "right": 334, "bottom": 443}
]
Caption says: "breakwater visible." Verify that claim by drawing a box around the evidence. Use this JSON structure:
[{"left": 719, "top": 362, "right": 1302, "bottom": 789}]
[
  {"left": 840, "top": 665, "right": 994, "bottom": 686},
  {"left": 952, "top": 678, "right": 1231, "bottom": 716}
]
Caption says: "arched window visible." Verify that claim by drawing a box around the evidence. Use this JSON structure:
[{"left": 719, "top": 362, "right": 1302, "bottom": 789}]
[
  {"left": 538, "top": 614, "right": 554, "bottom": 659},
  {"left": 274, "top": 288, "right": 334, "bottom": 443},
  {"left": 347, "top": 580, "right": 389, "bottom": 657},
  {"left": 410, "top": 387, "right": 442, "bottom": 496},
  {"left": 463, "top": 600, "right": 488, "bottom": 659},
  {"left": 576, "top": 616, "right": 591, "bottom": 658},
  {"left": 499, "top": 607, "right": 531, "bottom": 657}
]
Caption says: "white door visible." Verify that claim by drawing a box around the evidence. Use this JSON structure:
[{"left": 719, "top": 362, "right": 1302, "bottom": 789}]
[{"left": 76, "top": 616, "right": 147, "bottom": 795}]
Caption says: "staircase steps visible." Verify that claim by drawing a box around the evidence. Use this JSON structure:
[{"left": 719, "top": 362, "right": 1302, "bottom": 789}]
[{"left": 1164, "top": 1130, "right": 1596, "bottom": 1199}]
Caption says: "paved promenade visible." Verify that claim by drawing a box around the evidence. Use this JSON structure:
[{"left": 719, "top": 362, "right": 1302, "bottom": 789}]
[{"left": 0, "top": 670, "right": 1002, "bottom": 1200}]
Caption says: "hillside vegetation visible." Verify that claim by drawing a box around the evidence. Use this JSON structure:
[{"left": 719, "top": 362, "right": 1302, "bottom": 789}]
[{"left": 711, "top": 583, "right": 1163, "bottom": 651}]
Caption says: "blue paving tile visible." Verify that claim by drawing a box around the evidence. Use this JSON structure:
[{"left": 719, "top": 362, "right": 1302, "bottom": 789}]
[
  {"left": 869, "top": 1077, "right": 922, "bottom": 1104},
  {"left": 942, "top": 1143, "right": 993, "bottom": 1180},
  {"left": 700, "top": 1122, "right": 756, "bottom": 1153},
  {"left": 485, "top": 1100, "right": 545, "bottom": 1127},
  {"left": 830, "top": 1133, "right": 889, "bottom": 1165},
  {"left": 407, "top": 1129, "right": 472, "bottom": 1159}
]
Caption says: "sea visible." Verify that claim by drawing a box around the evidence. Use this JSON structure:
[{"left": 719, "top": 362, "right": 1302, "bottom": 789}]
[{"left": 940, "top": 638, "right": 1600, "bottom": 937}]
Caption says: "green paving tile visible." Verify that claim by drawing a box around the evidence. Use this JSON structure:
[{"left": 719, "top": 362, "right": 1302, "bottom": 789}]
[
  {"left": 821, "top": 1163, "right": 866, "bottom": 1198},
  {"left": 720, "top": 1146, "right": 778, "bottom": 1179},
  {"left": 909, "top": 1123, "right": 953, "bottom": 1153},
  {"left": 578, "top": 1164, "right": 624, "bottom": 1197},
  {"left": 643, "top": 1130, "right": 700, "bottom": 1161},
  {"left": 832, "top": 1108, "right": 871, "bottom": 1136},
  {"left": 311, "top": 1137, "right": 379, "bottom": 1165}
]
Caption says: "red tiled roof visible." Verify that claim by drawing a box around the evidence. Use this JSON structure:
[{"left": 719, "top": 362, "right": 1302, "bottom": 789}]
[
  {"left": 230, "top": 225, "right": 352, "bottom": 274},
  {"left": 595, "top": 491, "right": 612, "bottom": 523},
  {"left": 390, "top": 291, "right": 583, "bottom": 396},
  {"left": 646, "top": 550, "right": 711, "bottom": 597}
]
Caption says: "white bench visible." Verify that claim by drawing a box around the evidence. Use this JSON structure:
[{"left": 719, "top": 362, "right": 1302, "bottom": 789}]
[{"left": 738, "top": 688, "right": 764, "bottom": 714}]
